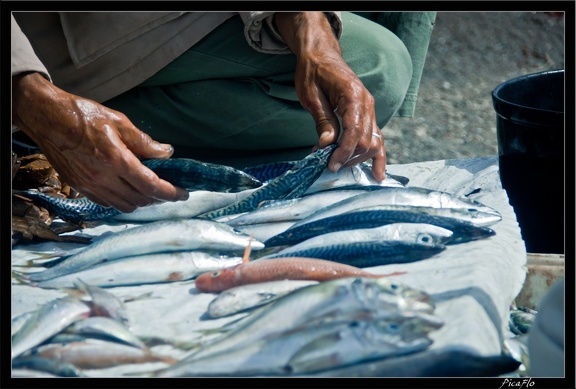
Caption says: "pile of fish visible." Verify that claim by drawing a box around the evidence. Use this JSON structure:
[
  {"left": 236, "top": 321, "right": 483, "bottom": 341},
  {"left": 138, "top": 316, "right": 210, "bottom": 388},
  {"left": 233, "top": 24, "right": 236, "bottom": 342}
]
[
  {"left": 11, "top": 280, "right": 177, "bottom": 377},
  {"left": 12, "top": 144, "right": 504, "bottom": 376},
  {"left": 152, "top": 277, "right": 444, "bottom": 377}
]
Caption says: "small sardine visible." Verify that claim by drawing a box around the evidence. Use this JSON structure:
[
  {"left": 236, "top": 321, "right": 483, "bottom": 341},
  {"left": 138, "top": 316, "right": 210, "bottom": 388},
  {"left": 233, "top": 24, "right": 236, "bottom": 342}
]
[
  {"left": 12, "top": 297, "right": 91, "bottom": 359},
  {"left": 65, "top": 316, "right": 146, "bottom": 349},
  {"left": 12, "top": 356, "right": 85, "bottom": 377},
  {"left": 207, "top": 280, "right": 319, "bottom": 318},
  {"left": 25, "top": 219, "right": 262, "bottom": 282},
  {"left": 32, "top": 339, "right": 177, "bottom": 369}
]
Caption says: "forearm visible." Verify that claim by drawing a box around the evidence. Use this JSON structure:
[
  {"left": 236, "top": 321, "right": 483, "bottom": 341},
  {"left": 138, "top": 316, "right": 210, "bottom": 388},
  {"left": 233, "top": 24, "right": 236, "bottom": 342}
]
[
  {"left": 12, "top": 72, "right": 70, "bottom": 145},
  {"left": 273, "top": 12, "right": 342, "bottom": 59}
]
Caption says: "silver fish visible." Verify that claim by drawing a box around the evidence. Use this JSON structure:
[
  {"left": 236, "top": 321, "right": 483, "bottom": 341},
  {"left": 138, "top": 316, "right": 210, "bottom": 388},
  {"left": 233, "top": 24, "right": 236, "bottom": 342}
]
[
  {"left": 32, "top": 251, "right": 244, "bottom": 289},
  {"left": 12, "top": 297, "right": 91, "bottom": 359},
  {"left": 291, "top": 186, "right": 502, "bottom": 228},
  {"left": 11, "top": 311, "right": 34, "bottom": 337},
  {"left": 181, "top": 277, "right": 435, "bottom": 362},
  {"left": 285, "top": 312, "right": 443, "bottom": 375},
  {"left": 31, "top": 338, "right": 177, "bottom": 369},
  {"left": 260, "top": 223, "right": 454, "bottom": 259},
  {"left": 65, "top": 316, "right": 146, "bottom": 349},
  {"left": 207, "top": 280, "right": 319, "bottom": 318},
  {"left": 354, "top": 204, "right": 502, "bottom": 227},
  {"left": 226, "top": 189, "right": 369, "bottom": 226},
  {"left": 266, "top": 207, "right": 496, "bottom": 247},
  {"left": 25, "top": 219, "right": 262, "bottom": 282},
  {"left": 304, "top": 164, "right": 405, "bottom": 195},
  {"left": 111, "top": 189, "right": 257, "bottom": 222},
  {"left": 155, "top": 312, "right": 441, "bottom": 377},
  {"left": 12, "top": 356, "right": 85, "bottom": 377},
  {"left": 74, "top": 279, "right": 130, "bottom": 326},
  {"left": 235, "top": 221, "right": 296, "bottom": 243}
]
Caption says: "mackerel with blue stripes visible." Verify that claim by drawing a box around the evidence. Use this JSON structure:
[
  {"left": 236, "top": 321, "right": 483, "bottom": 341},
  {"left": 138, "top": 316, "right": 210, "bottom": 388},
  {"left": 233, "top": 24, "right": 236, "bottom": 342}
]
[
  {"left": 141, "top": 157, "right": 263, "bottom": 192},
  {"left": 197, "top": 144, "right": 337, "bottom": 220},
  {"left": 265, "top": 208, "right": 496, "bottom": 247}
]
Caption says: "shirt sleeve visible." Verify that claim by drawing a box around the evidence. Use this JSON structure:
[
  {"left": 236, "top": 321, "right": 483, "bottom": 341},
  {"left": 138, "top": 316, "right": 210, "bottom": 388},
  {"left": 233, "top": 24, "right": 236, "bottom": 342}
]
[
  {"left": 11, "top": 15, "right": 51, "bottom": 80},
  {"left": 238, "top": 12, "right": 343, "bottom": 54}
]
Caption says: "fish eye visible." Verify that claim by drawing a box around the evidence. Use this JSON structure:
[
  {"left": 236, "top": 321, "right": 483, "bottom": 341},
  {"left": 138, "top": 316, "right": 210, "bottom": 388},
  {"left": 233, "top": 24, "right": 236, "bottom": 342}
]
[
  {"left": 388, "top": 322, "right": 401, "bottom": 332},
  {"left": 210, "top": 271, "right": 222, "bottom": 278},
  {"left": 390, "top": 283, "right": 399, "bottom": 290},
  {"left": 417, "top": 234, "right": 433, "bottom": 244}
]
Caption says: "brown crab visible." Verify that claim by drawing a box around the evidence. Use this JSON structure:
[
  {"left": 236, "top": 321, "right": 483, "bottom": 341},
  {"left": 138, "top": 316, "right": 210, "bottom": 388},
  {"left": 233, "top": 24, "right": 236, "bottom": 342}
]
[{"left": 12, "top": 152, "right": 90, "bottom": 246}]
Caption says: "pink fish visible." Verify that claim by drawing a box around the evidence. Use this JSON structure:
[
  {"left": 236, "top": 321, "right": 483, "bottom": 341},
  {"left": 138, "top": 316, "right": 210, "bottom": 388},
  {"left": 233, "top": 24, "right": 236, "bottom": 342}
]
[{"left": 194, "top": 257, "right": 404, "bottom": 293}]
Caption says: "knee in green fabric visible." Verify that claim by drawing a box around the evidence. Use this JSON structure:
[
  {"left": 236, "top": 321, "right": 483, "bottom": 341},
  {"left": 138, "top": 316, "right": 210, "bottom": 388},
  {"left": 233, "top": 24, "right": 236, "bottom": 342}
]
[{"left": 339, "top": 12, "right": 413, "bottom": 127}]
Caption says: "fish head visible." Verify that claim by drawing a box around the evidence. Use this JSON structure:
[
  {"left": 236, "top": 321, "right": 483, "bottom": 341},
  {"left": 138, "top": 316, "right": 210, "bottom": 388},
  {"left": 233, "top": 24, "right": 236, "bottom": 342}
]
[
  {"left": 390, "top": 223, "right": 454, "bottom": 245},
  {"left": 455, "top": 207, "right": 503, "bottom": 226},
  {"left": 349, "top": 278, "right": 436, "bottom": 314},
  {"left": 194, "top": 266, "right": 241, "bottom": 293},
  {"left": 359, "top": 311, "right": 443, "bottom": 352}
]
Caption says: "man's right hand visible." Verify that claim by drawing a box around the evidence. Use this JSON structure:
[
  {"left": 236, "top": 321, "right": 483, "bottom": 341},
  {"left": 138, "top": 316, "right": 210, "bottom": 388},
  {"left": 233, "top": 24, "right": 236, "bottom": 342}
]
[{"left": 12, "top": 72, "right": 189, "bottom": 213}]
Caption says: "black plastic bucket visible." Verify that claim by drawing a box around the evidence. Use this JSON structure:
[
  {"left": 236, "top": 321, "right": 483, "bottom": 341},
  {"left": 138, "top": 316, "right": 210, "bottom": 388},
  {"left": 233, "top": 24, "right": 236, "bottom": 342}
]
[{"left": 492, "top": 69, "right": 564, "bottom": 254}]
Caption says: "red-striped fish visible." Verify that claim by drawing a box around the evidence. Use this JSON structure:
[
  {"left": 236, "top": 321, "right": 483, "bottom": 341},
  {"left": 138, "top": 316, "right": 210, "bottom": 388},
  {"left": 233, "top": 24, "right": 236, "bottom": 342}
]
[{"left": 194, "top": 257, "right": 404, "bottom": 293}]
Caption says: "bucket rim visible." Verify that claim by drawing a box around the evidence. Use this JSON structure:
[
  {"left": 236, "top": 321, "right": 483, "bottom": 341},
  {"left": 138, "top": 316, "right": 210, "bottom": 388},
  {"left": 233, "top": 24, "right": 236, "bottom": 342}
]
[{"left": 491, "top": 69, "right": 565, "bottom": 115}]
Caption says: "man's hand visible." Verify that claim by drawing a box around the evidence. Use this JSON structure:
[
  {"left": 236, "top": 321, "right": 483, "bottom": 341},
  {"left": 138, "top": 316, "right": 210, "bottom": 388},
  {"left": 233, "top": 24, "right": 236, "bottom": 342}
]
[
  {"left": 12, "top": 72, "right": 189, "bottom": 212},
  {"left": 274, "top": 12, "right": 386, "bottom": 181}
]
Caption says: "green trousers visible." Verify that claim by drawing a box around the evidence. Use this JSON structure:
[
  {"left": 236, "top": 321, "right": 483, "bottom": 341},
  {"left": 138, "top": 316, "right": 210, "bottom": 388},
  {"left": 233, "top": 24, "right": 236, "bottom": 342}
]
[{"left": 104, "top": 12, "right": 435, "bottom": 167}]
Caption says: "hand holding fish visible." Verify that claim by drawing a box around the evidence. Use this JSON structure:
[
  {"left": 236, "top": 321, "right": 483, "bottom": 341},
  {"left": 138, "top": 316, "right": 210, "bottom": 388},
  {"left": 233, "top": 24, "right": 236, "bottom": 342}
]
[
  {"left": 274, "top": 12, "right": 386, "bottom": 182},
  {"left": 11, "top": 72, "right": 189, "bottom": 213}
]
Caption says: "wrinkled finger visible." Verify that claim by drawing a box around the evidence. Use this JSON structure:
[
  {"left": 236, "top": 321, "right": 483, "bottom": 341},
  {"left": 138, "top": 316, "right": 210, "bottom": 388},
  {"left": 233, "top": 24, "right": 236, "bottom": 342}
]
[
  {"left": 124, "top": 160, "right": 189, "bottom": 203},
  {"left": 116, "top": 116, "right": 175, "bottom": 159}
]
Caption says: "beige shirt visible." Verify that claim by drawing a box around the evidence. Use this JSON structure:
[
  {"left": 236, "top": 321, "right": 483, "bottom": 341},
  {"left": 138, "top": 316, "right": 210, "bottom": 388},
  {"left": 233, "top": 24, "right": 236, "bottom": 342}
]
[{"left": 12, "top": 12, "right": 342, "bottom": 103}]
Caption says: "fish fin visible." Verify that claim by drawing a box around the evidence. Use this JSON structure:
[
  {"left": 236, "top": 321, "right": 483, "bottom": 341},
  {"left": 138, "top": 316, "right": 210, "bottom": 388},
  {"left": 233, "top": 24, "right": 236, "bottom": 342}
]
[
  {"left": 242, "top": 236, "right": 253, "bottom": 263},
  {"left": 286, "top": 332, "right": 345, "bottom": 373},
  {"left": 11, "top": 270, "right": 34, "bottom": 285}
]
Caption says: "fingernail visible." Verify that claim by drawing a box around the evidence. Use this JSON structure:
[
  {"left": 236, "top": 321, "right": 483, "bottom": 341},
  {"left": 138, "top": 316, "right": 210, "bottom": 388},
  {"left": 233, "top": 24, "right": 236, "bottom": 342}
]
[
  {"left": 331, "top": 162, "right": 342, "bottom": 172},
  {"left": 161, "top": 143, "right": 173, "bottom": 152}
]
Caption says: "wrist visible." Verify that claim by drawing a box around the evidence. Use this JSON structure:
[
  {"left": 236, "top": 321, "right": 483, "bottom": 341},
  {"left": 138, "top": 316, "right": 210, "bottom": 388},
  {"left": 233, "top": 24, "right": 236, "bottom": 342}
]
[
  {"left": 274, "top": 12, "right": 341, "bottom": 58},
  {"left": 12, "top": 72, "right": 61, "bottom": 141}
]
